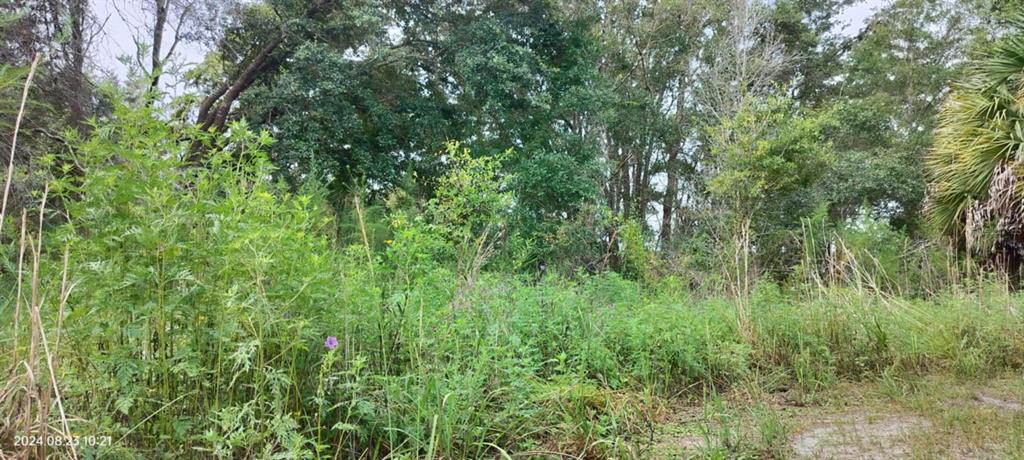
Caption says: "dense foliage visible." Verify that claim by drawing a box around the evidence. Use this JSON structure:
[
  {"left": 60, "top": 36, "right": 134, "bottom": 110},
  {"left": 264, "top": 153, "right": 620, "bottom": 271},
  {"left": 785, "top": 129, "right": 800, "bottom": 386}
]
[
  {"left": 4, "top": 110, "right": 1023, "bottom": 458},
  {"left": 2, "top": 0, "right": 1024, "bottom": 459}
]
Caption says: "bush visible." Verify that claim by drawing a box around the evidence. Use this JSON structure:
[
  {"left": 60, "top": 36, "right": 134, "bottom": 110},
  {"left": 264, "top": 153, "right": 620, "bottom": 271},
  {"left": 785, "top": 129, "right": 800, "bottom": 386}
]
[{"left": 45, "top": 105, "right": 360, "bottom": 456}]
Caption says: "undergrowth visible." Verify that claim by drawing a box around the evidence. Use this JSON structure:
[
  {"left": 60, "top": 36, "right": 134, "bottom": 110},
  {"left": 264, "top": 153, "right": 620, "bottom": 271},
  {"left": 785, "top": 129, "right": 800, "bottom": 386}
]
[{"left": 1, "top": 105, "right": 1023, "bottom": 459}]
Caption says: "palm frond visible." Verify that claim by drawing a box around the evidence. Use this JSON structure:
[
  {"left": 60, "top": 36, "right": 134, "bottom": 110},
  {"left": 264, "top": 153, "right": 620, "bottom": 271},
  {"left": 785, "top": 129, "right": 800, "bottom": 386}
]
[{"left": 925, "top": 18, "right": 1024, "bottom": 254}]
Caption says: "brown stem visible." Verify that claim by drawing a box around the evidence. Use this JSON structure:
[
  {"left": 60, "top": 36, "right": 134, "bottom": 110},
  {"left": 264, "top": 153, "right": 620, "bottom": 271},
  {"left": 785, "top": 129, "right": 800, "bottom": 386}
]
[
  {"left": 1, "top": 54, "right": 41, "bottom": 237},
  {"left": 195, "top": 0, "right": 332, "bottom": 134}
]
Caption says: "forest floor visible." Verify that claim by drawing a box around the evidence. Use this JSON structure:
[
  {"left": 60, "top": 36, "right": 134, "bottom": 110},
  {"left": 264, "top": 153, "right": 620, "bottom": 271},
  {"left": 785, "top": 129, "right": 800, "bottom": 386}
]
[{"left": 649, "top": 373, "right": 1024, "bottom": 459}]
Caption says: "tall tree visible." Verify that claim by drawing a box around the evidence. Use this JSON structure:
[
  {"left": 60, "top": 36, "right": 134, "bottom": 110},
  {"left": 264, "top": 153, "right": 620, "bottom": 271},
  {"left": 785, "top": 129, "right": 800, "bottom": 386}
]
[
  {"left": 1, "top": 0, "right": 97, "bottom": 132},
  {"left": 192, "top": 0, "right": 366, "bottom": 133},
  {"left": 129, "top": 0, "right": 230, "bottom": 96},
  {"left": 0, "top": 0, "right": 102, "bottom": 216},
  {"left": 189, "top": 0, "right": 613, "bottom": 276},
  {"left": 822, "top": 0, "right": 981, "bottom": 228},
  {"left": 585, "top": 0, "right": 717, "bottom": 248},
  {"left": 706, "top": 95, "right": 833, "bottom": 288},
  {"left": 768, "top": 0, "right": 851, "bottom": 104}
]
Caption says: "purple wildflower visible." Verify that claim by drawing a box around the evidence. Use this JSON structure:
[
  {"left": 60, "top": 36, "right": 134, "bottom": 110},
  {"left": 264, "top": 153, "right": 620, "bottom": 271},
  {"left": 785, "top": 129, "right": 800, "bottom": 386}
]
[{"left": 324, "top": 336, "right": 339, "bottom": 350}]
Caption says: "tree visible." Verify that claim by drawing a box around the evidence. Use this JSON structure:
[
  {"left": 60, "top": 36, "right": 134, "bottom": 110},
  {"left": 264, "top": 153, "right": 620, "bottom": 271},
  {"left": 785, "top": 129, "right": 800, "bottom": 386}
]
[
  {"left": 767, "top": 0, "right": 851, "bottom": 104},
  {"left": 589, "top": 0, "right": 713, "bottom": 248},
  {"left": 1, "top": 0, "right": 99, "bottom": 132},
  {"left": 706, "top": 95, "right": 833, "bottom": 292},
  {"left": 696, "top": 0, "right": 789, "bottom": 123},
  {"left": 925, "top": 14, "right": 1024, "bottom": 278},
  {"left": 192, "top": 0, "right": 369, "bottom": 134},
  {"left": 0, "top": 0, "right": 105, "bottom": 220},
  {"left": 110, "top": 0, "right": 234, "bottom": 98},
  {"left": 236, "top": 40, "right": 453, "bottom": 194},
  {"left": 822, "top": 0, "right": 982, "bottom": 228},
  {"left": 218, "top": 0, "right": 607, "bottom": 262}
]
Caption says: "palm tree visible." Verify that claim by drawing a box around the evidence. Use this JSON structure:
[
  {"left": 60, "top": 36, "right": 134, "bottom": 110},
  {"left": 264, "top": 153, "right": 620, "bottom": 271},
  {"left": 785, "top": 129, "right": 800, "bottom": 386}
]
[{"left": 925, "top": 15, "right": 1024, "bottom": 279}]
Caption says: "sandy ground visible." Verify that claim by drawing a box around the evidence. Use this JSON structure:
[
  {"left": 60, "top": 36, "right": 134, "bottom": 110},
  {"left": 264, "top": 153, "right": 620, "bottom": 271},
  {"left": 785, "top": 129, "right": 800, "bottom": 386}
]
[{"left": 649, "top": 375, "right": 1024, "bottom": 459}]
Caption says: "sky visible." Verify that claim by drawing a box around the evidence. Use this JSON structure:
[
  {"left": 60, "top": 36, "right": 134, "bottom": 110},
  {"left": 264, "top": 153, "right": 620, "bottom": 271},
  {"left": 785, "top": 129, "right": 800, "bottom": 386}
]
[
  {"left": 89, "top": 0, "right": 209, "bottom": 92},
  {"left": 88, "top": 0, "right": 887, "bottom": 88},
  {"left": 837, "top": 0, "right": 884, "bottom": 36}
]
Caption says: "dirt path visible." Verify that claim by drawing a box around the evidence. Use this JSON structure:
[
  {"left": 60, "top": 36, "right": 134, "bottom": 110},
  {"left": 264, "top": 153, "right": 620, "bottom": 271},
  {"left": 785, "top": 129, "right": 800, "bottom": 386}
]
[
  {"left": 789, "top": 412, "right": 932, "bottom": 459},
  {"left": 649, "top": 375, "right": 1024, "bottom": 459}
]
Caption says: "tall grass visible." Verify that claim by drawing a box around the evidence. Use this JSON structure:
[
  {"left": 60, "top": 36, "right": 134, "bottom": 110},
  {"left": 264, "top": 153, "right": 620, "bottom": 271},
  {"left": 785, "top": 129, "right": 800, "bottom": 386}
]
[{"left": 1, "top": 104, "right": 1023, "bottom": 459}]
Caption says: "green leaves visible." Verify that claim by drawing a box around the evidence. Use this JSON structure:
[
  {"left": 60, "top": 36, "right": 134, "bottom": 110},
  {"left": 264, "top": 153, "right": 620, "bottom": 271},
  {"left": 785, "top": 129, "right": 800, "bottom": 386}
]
[
  {"left": 46, "top": 100, "right": 357, "bottom": 455},
  {"left": 429, "top": 142, "right": 513, "bottom": 238},
  {"left": 925, "top": 16, "right": 1024, "bottom": 248},
  {"left": 706, "top": 95, "right": 834, "bottom": 276},
  {"left": 708, "top": 97, "right": 832, "bottom": 206}
]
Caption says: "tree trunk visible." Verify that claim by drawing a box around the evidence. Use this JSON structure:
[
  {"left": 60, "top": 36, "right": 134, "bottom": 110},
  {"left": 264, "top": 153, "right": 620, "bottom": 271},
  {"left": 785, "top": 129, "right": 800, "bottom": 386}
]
[
  {"left": 197, "top": 34, "right": 285, "bottom": 132},
  {"left": 660, "top": 144, "right": 679, "bottom": 248},
  {"left": 66, "top": 0, "right": 88, "bottom": 132},
  {"left": 149, "top": 0, "right": 169, "bottom": 94},
  {"left": 194, "top": 0, "right": 331, "bottom": 135},
  {"left": 661, "top": 73, "right": 689, "bottom": 248}
]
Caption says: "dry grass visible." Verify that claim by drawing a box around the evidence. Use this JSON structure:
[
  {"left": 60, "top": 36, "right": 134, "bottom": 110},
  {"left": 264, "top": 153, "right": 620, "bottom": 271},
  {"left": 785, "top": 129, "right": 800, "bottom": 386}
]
[{"left": 0, "top": 54, "right": 78, "bottom": 460}]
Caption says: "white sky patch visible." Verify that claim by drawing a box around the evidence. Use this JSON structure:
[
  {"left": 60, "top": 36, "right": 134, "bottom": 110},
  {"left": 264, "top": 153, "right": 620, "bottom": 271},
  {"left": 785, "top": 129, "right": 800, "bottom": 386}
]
[
  {"left": 836, "top": 0, "right": 885, "bottom": 37},
  {"left": 91, "top": 0, "right": 212, "bottom": 92}
]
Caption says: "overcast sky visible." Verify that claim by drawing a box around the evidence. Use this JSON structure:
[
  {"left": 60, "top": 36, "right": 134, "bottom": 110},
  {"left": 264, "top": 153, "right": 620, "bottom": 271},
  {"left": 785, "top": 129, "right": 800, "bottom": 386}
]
[
  {"left": 89, "top": 0, "right": 886, "bottom": 88},
  {"left": 838, "top": 0, "right": 884, "bottom": 35},
  {"left": 89, "top": 0, "right": 208, "bottom": 93}
]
